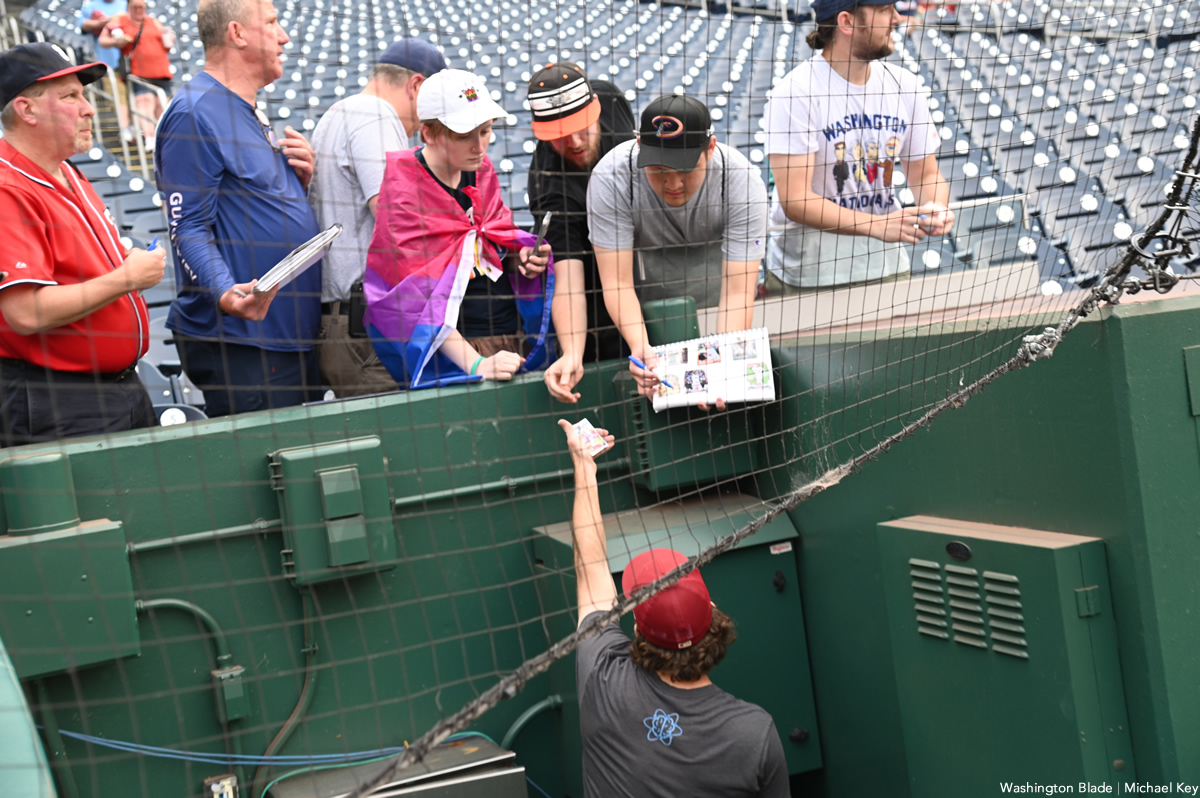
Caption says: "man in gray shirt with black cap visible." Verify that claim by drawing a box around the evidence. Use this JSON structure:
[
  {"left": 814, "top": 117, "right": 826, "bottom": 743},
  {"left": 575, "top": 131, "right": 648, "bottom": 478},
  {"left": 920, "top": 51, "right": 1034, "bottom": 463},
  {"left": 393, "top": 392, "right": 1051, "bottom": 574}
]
[
  {"left": 587, "top": 94, "right": 767, "bottom": 405},
  {"left": 310, "top": 38, "right": 446, "bottom": 397}
]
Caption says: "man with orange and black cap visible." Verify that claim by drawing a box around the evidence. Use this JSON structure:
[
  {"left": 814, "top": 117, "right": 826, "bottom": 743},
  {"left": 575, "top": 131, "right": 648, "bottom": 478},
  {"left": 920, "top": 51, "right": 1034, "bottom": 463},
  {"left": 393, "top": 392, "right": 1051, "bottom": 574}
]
[
  {"left": 587, "top": 94, "right": 768, "bottom": 409},
  {"left": 558, "top": 418, "right": 788, "bottom": 798},
  {"left": 527, "top": 63, "right": 634, "bottom": 403},
  {"left": 0, "top": 43, "right": 165, "bottom": 445}
]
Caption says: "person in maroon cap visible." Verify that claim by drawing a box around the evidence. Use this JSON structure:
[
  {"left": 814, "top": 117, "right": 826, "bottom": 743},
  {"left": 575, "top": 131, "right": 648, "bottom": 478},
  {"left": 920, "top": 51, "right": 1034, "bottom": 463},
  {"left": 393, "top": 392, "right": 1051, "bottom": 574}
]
[
  {"left": 558, "top": 419, "right": 789, "bottom": 798},
  {"left": 0, "top": 42, "right": 165, "bottom": 445}
]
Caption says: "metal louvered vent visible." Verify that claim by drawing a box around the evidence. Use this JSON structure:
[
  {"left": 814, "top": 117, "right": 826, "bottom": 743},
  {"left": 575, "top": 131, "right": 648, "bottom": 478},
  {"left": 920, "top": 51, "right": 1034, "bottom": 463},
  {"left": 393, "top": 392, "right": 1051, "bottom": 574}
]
[
  {"left": 945, "top": 564, "right": 987, "bottom": 649},
  {"left": 909, "top": 558, "right": 948, "bottom": 640},
  {"left": 906, "top": 559, "right": 1030, "bottom": 660},
  {"left": 984, "top": 571, "right": 1029, "bottom": 659}
]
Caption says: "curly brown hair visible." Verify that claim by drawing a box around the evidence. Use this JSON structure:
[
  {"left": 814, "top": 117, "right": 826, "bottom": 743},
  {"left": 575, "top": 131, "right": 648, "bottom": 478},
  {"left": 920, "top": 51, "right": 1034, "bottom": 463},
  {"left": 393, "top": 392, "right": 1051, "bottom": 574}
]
[{"left": 629, "top": 607, "right": 737, "bottom": 682}]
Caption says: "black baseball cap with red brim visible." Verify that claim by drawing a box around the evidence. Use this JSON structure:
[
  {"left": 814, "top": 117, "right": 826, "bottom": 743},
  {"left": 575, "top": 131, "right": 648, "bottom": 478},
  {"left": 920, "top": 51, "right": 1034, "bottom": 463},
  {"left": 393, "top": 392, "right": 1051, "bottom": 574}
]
[{"left": 0, "top": 43, "right": 107, "bottom": 109}]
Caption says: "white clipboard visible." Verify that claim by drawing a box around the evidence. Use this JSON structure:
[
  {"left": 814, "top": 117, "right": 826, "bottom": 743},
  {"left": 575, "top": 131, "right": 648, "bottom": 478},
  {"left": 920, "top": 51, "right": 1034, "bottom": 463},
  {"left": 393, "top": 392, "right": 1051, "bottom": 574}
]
[{"left": 252, "top": 224, "right": 342, "bottom": 294}]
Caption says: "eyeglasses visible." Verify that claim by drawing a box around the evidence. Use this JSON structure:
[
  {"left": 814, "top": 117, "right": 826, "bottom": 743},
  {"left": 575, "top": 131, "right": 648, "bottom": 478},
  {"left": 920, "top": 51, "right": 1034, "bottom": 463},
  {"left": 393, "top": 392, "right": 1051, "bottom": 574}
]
[{"left": 254, "top": 108, "right": 282, "bottom": 153}]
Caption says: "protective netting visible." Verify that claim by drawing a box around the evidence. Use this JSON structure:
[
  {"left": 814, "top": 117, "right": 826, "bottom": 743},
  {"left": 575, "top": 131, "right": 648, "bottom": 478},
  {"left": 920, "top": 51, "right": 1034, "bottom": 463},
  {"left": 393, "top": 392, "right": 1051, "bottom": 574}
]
[{"left": 1, "top": 0, "right": 1199, "bottom": 797}]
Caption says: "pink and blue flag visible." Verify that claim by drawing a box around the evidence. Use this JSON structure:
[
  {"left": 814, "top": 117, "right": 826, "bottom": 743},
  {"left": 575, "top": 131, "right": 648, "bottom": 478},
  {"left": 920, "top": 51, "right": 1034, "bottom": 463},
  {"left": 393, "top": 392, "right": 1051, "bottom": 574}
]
[{"left": 364, "top": 149, "right": 554, "bottom": 389}]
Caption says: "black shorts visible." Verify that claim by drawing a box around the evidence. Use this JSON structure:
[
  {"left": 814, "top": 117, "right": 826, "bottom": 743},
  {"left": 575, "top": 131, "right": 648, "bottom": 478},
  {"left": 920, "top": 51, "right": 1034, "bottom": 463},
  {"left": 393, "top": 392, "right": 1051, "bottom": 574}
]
[{"left": 132, "top": 77, "right": 172, "bottom": 98}]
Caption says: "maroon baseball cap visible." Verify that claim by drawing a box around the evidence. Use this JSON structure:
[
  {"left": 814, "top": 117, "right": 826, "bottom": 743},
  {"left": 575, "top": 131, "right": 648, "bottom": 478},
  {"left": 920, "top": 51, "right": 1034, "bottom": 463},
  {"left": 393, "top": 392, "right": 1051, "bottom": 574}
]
[
  {"left": 0, "top": 43, "right": 107, "bottom": 109},
  {"left": 622, "top": 549, "right": 713, "bottom": 650}
]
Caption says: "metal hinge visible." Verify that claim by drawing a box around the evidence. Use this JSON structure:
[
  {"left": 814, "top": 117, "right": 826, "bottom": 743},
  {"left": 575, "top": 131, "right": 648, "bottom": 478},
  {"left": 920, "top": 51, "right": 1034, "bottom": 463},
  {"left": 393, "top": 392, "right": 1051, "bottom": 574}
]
[{"left": 1075, "top": 586, "right": 1101, "bottom": 618}]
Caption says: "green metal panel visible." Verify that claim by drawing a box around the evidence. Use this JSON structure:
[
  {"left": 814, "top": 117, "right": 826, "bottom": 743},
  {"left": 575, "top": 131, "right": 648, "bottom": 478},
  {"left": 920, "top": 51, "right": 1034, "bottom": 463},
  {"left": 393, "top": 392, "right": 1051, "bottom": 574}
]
[
  {"left": 0, "top": 452, "right": 81, "bottom": 534},
  {"left": 641, "top": 296, "right": 701, "bottom": 347},
  {"left": 1, "top": 287, "right": 1198, "bottom": 798},
  {"left": 271, "top": 436, "right": 396, "bottom": 585},
  {"left": 617, "top": 373, "right": 762, "bottom": 493},
  {"left": 0, "top": 520, "right": 139, "bottom": 679},
  {"left": 877, "top": 516, "right": 1133, "bottom": 794}
]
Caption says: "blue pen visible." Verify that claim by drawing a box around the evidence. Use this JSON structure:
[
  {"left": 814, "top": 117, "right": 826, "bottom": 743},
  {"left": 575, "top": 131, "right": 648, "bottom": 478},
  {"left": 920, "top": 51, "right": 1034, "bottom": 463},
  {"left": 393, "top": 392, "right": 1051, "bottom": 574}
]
[
  {"left": 628, "top": 355, "right": 674, "bottom": 389},
  {"left": 149, "top": 236, "right": 158, "bottom": 250}
]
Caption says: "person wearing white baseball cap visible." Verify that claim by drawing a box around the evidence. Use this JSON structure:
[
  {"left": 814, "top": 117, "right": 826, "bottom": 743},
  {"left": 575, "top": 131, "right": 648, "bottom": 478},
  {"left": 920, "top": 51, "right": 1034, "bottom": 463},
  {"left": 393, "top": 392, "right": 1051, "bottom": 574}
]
[
  {"left": 363, "top": 69, "right": 553, "bottom": 388},
  {"left": 415, "top": 68, "right": 509, "bottom": 135}
]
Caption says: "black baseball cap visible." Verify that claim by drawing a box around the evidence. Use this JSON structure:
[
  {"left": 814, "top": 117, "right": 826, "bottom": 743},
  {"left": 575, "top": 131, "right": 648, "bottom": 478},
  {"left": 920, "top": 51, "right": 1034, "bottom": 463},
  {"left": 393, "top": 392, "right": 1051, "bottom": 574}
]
[
  {"left": 379, "top": 38, "right": 447, "bottom": 78},
  {"left": 527, "top": 62, "right": 600, "bottom": 141},
  {"left": 0, "top": 43, "right": 107, "bottom": 109},
  {"left": 636, "top": 94, "right": 714, "bottom": 172}
]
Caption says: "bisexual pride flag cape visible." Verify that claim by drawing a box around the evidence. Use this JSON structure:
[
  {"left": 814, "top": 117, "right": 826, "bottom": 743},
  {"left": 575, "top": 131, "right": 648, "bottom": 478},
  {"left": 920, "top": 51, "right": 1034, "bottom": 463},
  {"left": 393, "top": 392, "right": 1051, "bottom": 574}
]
[{"left": 364, "top": 148, "right": 555, "bottom": 389}]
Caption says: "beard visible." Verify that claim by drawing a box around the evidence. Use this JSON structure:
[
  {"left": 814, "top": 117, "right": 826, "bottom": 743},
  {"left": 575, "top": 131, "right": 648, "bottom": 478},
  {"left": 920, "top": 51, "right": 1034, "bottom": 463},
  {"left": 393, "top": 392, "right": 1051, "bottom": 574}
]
[
  {"left": 564, "top": 134, "right": 601, "bottom": 170},
  {"left": 74, "top": 128, "right": 93, "bottom": 154},
  {"left": 851, "top": 32, "right": 895, "bottom": 62}
]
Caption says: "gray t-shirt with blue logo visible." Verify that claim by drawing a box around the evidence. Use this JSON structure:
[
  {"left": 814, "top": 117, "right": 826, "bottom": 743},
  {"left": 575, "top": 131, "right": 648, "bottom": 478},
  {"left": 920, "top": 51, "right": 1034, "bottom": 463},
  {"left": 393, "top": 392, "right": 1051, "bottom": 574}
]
[{"left": 576, "top": 612, "right": 789, "bottom": 798}]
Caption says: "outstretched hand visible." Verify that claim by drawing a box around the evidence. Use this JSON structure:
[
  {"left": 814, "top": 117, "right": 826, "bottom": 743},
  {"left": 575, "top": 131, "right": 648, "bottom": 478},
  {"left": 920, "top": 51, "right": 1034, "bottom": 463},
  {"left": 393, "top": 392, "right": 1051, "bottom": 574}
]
[{"left": 558, "top": 419, "right": 615, "bottom": 474}]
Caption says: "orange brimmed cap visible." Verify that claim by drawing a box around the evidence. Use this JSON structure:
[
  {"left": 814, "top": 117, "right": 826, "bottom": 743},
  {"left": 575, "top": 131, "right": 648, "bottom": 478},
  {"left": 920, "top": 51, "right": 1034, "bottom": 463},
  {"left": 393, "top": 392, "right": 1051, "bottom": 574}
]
[{"left": 527, "top": 62, "right": 601, "bottom": 141}]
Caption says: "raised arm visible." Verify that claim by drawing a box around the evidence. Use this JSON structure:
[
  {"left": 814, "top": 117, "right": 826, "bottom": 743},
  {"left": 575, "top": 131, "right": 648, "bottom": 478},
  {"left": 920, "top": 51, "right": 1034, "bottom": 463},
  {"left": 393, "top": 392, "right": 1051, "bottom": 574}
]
[{"left": 558, "top": 419, "right": 618, "bottom": 625}]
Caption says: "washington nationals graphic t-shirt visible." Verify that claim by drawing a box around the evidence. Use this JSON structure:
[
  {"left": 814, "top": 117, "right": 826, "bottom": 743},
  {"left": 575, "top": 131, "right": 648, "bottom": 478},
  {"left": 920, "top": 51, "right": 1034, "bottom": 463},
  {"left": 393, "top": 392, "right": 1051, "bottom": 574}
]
[
  {"left": 575, "top": 612, "right": 788, "bottom": 798},
  {"left": 763, "top": 55, "right": 940, "bottom": 288}
]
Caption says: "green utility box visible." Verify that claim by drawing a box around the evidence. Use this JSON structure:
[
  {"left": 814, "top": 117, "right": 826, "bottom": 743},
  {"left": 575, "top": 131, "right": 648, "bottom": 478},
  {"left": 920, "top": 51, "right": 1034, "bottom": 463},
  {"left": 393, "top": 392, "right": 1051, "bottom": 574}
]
[
  {"left": 532, "top": 491, "right": 822, "bottom": 785},
  {"left": 0, "top": 519, "right": 139, "bottom": 679},
  {"left": 270, "top": 437, "right": 397, "bottom": 585},
  {"left": 877, "top": 516, "right": 1134, "bottom": 794}
]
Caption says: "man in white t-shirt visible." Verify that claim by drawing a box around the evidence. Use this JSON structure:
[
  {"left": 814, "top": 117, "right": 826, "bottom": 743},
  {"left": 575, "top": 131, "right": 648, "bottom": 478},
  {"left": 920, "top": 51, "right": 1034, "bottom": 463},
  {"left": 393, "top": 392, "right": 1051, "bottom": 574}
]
[
  {"left": 763, "top": 0, "right": 954, "bottom": 292},
  {"left": 309, "top": 38, "right": 446, "bottom": 397}
]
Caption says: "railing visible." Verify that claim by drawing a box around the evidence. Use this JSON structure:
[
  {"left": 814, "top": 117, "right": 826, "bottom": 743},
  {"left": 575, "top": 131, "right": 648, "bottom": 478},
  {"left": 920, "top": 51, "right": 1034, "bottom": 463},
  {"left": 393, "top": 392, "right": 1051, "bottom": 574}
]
[{"left": 125, "top": 73, "right": 171, "bottom": 175}]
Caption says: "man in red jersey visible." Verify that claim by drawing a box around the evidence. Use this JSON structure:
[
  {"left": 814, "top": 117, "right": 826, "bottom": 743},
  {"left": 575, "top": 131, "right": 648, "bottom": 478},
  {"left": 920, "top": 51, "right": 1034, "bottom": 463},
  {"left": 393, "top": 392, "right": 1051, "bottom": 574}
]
[{"left": 0, "top": 42, "right": 166, "bottom": 446}]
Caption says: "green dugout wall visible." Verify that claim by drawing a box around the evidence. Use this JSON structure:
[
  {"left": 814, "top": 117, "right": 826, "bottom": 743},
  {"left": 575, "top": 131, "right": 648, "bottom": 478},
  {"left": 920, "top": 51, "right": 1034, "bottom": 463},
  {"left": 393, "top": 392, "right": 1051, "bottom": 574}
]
[{"left": 0, "top": 294, "right": 1195, "bottom": 797}]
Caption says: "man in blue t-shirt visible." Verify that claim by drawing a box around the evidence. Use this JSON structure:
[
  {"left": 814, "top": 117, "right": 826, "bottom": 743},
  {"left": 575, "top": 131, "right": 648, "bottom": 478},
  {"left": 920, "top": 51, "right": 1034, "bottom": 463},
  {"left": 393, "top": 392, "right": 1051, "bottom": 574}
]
[
  {"left": 558, "top": 420, "right": 789, "bottom": 798},
  {"left": 78, "top": 0, "right": 125, "bottom": 70},
  {"left": 155, "top": 0, "right": 321, "bottom": 416}
]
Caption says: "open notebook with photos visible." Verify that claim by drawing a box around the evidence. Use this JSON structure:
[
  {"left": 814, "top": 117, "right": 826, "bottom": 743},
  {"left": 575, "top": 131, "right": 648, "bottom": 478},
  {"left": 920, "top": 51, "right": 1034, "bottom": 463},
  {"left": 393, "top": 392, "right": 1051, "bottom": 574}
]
[{"left": 651, "top": 327, "right": 775, "bottom": 412}]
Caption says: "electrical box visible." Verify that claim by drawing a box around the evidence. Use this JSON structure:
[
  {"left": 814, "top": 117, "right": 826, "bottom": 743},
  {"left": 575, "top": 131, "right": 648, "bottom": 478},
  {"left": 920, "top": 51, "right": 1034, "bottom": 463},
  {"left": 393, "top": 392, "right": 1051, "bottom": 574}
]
[
  {"left": 212, "top": 665, "right": 249, "bottom": 724},
  {"left": 877, "top": 516, "right": 1134, "bottom": 795},
  {"left": 0, "top": 519, "right": 140, "bottom": 679},
  {"left": 532, "top": 491, "right": 823, "bottom": 779},
  {"left": 270, "top": 437, "right": 396, "bottom": 586}
]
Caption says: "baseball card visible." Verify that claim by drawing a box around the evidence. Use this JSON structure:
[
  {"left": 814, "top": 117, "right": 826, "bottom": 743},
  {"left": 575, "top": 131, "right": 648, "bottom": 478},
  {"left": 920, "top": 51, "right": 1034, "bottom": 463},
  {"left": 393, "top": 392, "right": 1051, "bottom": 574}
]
[{"left": 573, "top": 419, "right": 609, "bottom": 457}]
